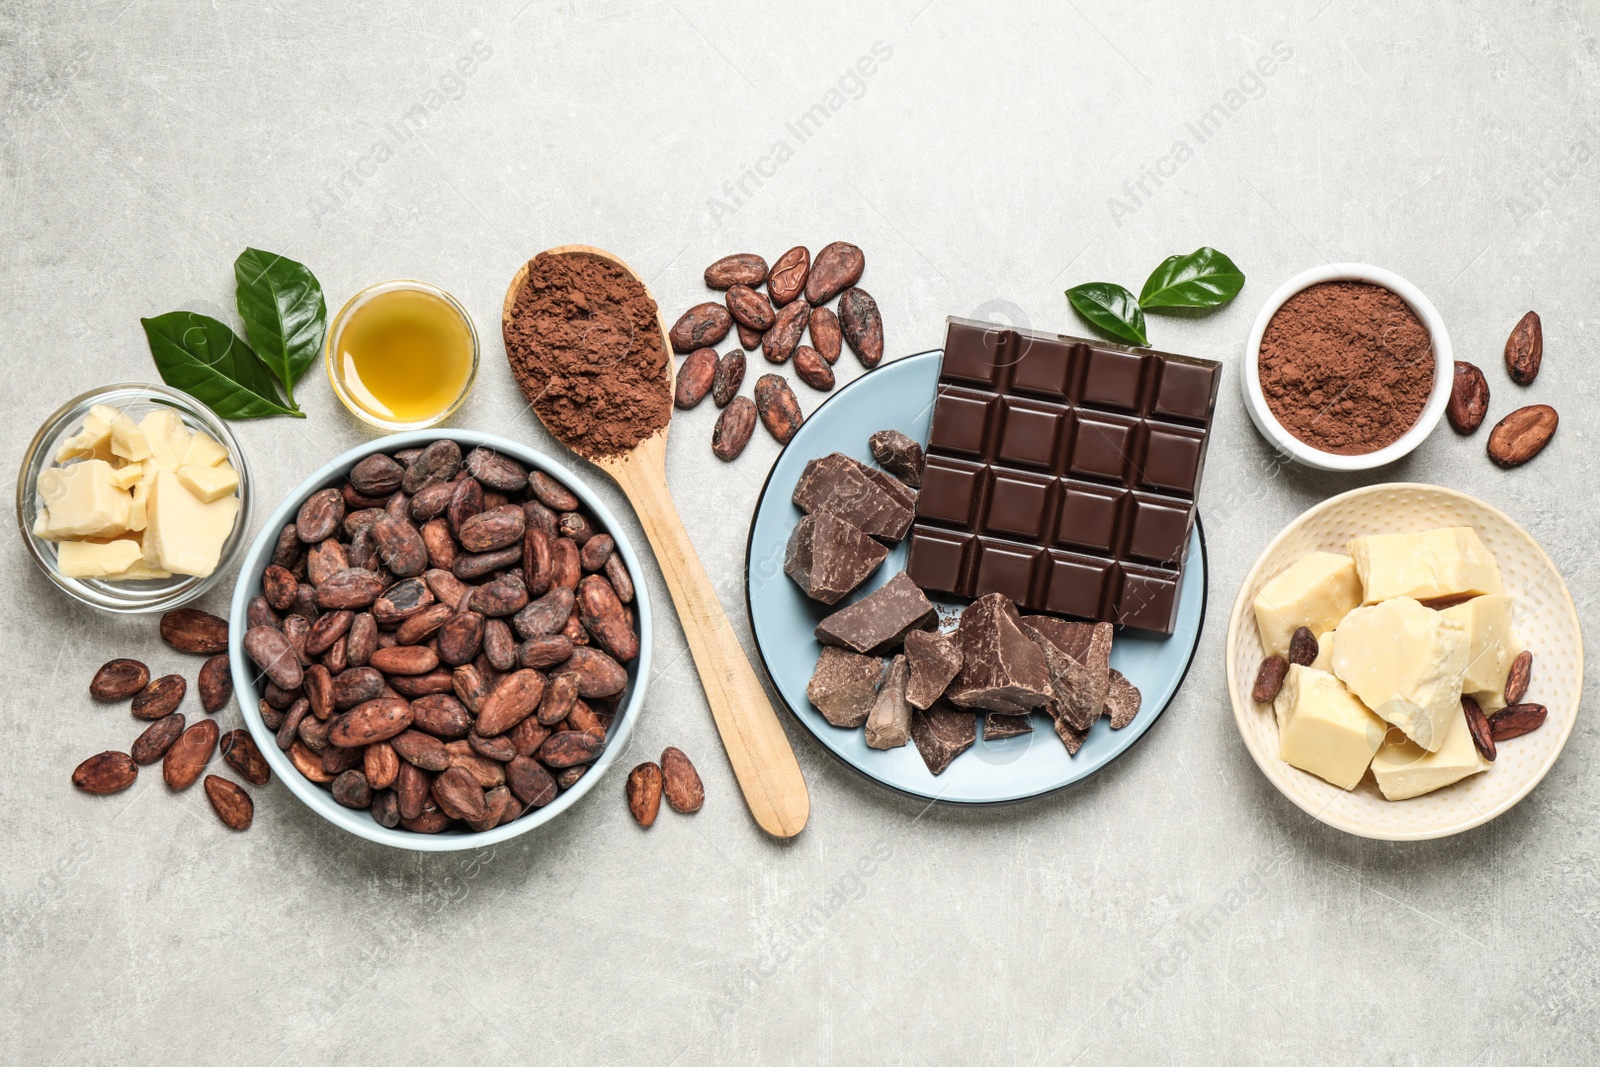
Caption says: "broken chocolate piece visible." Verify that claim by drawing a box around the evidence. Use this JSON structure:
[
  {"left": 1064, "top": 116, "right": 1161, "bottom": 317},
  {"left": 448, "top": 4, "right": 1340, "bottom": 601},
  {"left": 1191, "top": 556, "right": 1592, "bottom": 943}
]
[
  {"left": 869, "top": 429, "right": 925, "bottom": 487},
  {"left": 1021, "top": 617, "right": 1113, "bottom": 731},
  {"left": 903, "top": 629, "right": 962, "bottom": 710},
  {"left": 859, "top": 463, "right": 917, "bottom": 512},
  {"left": 792, "top": 453, "right": 915, "bottom": 542},
  {"left": 1051, "top": 716, "right": 1089, "bottom": 755},
  {"left": 805, "top": 647, "right": 885, "bottom": 728},
  {"left": 864, "top": 655, "right": 913, "bottom": 750},
  {"left": 945, "top": 593, "right": 1052, "bottom": 713},
  {"left": 910, "top": 699, "right": 977, "bottom": 775},
  {"left": 814, "top": 572, "right": 936, "bottom": 654},
  {"left": 983, "top": 713, "right": 1033, "bottom": 739},
  {"left": 1106, "top": 669, "right": 1142, "bottom": 729},
  {"left": 784, "top": 512, "right": 888, "bottom": 604}
]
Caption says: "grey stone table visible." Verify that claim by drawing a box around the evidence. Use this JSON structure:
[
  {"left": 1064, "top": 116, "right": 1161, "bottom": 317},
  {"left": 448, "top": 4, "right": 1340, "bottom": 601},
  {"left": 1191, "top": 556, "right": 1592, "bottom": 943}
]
[{"left": 3, "top": 1, "right": 1595, "bottom": 1063}]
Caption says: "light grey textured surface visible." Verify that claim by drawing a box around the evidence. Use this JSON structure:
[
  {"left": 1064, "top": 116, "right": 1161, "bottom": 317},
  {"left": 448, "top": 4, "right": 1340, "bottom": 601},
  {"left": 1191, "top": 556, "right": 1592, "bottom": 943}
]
[{"left": 2, "top": 1, "right": 1596, "bottom": 1063}]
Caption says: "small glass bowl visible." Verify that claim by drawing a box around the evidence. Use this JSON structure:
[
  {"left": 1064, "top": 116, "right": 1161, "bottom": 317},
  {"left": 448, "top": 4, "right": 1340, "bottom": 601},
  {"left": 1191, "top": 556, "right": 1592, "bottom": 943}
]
[
  {"left": 324, "top": 279, "right": 480, "bottom": 431},
  {"left": 15, "top": 383, "right": 253, "bottom": 614}
]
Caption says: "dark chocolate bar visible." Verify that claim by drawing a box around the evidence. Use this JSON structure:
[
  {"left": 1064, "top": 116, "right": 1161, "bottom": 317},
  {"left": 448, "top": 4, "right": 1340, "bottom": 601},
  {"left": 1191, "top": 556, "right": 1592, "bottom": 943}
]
[{"left": 906, "top": 318, "right": 1220, "bottom": 635}]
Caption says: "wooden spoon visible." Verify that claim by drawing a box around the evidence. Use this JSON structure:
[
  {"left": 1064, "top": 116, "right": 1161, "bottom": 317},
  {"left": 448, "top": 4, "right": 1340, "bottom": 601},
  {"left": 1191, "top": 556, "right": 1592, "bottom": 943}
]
[{"left": 503, "top": 245, "right": 809, "bottom": 839}]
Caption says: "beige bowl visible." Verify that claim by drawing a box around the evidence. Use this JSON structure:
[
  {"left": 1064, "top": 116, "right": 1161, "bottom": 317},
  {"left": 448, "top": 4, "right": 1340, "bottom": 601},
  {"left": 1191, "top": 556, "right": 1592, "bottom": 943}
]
[{"left": 1226, "top": 484, "right": 1582, "bottom": 840}]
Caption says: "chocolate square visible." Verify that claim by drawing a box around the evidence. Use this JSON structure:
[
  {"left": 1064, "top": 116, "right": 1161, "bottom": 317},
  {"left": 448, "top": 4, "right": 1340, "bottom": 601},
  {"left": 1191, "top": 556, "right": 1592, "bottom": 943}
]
[
  {"left": 1150, "top": 358, "right": 1220, "bottom": 423},
  {"left": 918, "top": 456, "right": 986, "bottom": 527},
  {"left": 1136, "top": 424, "right": 1207, "bottom": 495},
  {"left": 1080, "top": 348, "right": 1148, "bottom": 412},
  {"left": 1043, "top": 551, "right": 1115, "bottom": 619},
  {"left": 941, "top": 322, "right": 1005, "bottom": 386},
  {"left": 1067, "top": 413, "right": 1136, "bottom": 482},
  {"left": 972, "top": 538, "right": 1042, "bottom": 603},
  {"left": 905, "top": 527, "right": 971, "bottom": 595},
  {"left": 928, "top": 388, "right": 994, "bottom": 458},
  {"left": 1055, "top": 481, "right": 1125, "bottom": 553},
  {"left": 997, "top": 399, "right": 1062, "bottom": 469},
  {"left": 1123, "top": 492, "right": 1192, "bottom": 565},
  {"left": 1011, "top": 337, "right": 1078, "bottom": 398},
  {"left": 1114, "top": 563, "right": 1181, "bottom": 632},
  {"left": 983, "top": 470, "right": 1054, "bottom": 540}
]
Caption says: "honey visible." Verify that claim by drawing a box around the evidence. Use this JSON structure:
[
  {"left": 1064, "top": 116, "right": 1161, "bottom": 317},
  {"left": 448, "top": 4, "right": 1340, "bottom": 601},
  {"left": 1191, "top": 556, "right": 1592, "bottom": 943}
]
[{"left": 330, "top": 285, "right": 476, "bottom": 426}]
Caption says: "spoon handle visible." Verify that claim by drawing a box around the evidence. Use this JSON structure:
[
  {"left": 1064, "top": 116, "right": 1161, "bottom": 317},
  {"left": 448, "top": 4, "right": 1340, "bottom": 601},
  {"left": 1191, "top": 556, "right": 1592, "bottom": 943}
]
[{"left": 606, "top": 450, "right": 810, "bottom": 838}]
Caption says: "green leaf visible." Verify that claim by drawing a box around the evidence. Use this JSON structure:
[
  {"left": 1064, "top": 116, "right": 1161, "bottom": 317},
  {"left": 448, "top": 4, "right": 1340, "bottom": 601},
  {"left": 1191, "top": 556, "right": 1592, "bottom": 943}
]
[
  {"left": 234, "top": 247, "right": 326, "bottom": 407},
  {"left": 1139, "top": 247, "right": 1245, "bottom": 309},
  {"left": 141, "top": 311, "right": 304, "bottom": 419},
  {"left": 1065, "top": 282, "right": 1148, "bottom": 346}
]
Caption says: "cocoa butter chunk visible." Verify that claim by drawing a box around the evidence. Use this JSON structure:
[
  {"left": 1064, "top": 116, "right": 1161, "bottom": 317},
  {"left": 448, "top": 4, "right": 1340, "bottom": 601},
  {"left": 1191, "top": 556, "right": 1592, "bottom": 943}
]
[
  {"left": 806, "top": 647, "right": 885, "bottom": 728},
  {"left": 783, "top": 512, "right": 888, "bottom": 605},
  {"left": 903, "top": 629, "right": 962, "bottom": 710},
  {"left": 869, "top": 429, "right": 925, "bottom": 487},
  {"left": 1105, "top": 669, "right": 1142, "bottom": 729},
  {"left": 945, "top": 594, "right": 1053, "bottom": 713},
  {"left": 1021, "top": 617, "right": 1113, "bottom": 732},
  {"left": 910, "top": 700, "right": 977, "bottom": 775},
  {"left": 791, "top": 453, "right": 915, "bottom": 542},
  {"left": 814, "top": 572, "right": 936, "bottom": 654},
  {"left": 984, "top": 713, "right": 1033, "bottom": 739},
  {"left": 864, "top": 655, "right": 913, "bottom": 750}
]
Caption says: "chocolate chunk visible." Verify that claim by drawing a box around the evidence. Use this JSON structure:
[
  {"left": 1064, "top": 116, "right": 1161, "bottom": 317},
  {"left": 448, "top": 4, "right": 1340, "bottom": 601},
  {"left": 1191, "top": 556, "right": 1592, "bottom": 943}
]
[
  {"left": 805, "top": 647, "right": 885, "bottom": 728},
  {"left": 1051, "top": 716, "right": 1089, "bottom": 755},
  {"left": 792, "top": 453, "right": 915, "bottom": 542},
  {"left": 945, "top": 593, "right": 1053, "bottom": 713},
  {"left": 903, "top": 629, "right": 962, "bottom": 710},
  {"left": 983, "top": 713, "right": 1033, "bottom": 739},
  {"left": 864, "top": 655, "right": 913, "bottom": 750},
  {"left": 1106, "top": 669, "right": 1142, "bottom": 729},
  {"left": 869, "top": 429, "right": 925, "bottom": 487},
  {"left": 859, "top": 462, "right": 917, "bottom": 512},
  {"left": 814, "top": 572, "right": 936, "bottom": 655},
  {"left": 910, "top": 700, "right": 977, "bottom": 775},
  {"left": 1021, "top": 617, "right": 1113, "bottom": 731},
  {"left": 784, "top": 513, "right": 888, "bottom": 605}
]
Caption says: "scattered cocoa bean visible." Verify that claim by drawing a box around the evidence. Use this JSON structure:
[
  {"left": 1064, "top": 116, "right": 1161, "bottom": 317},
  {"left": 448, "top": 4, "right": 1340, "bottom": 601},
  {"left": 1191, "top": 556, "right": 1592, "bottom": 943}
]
[
  {"left": 132, "top": 713, "right": 187, "bottom": 765},
  {"left": 712, "top": 350, "right": 746, "bottom": 408},
  {"left": 1504, "top": 311, "right": 1542, "bottom": 385},
  {"left": 204, "top": 775, "right": 254, "bottom": 829},
  {"left": 806, "top": 241, "right": 865, "bottom": 304},
  {"left": 839, "top": 287, "right": 884, "bottom": 368},
  {"left": 1287, "top": 627, "right": 1319, "bottom": 668},
  {"left": 132, "top": 674, "right": 187, "bottom": 721},
  {"left": 1487, "top": 404, "right": 1558, "bottom": 468},
  {"left": 766, "top": 246, "right": 809, "bottom": 306},
  {"left": 737, "top": 322, "right": 762, "bottom": 350},
  {"left": 762, "top": 298, "right": 810, "bottom": 364},
  {"left": 713, "top": 397, "right": 758, "bottom": 460},
  {"left": 1252, "top": 656, "right": 1288, "bottom": 703},
  {"left": 198, "top": 654, "right": 232, "bottom": 713},
  {"left": 627, "top": 762, "right": 663, "bottom": 827},
  {"left": 794, "top": 345, "right": 835, "bottom": 391},
  {"left": 163, "top": 719, "right": 219, "bottom": 790},
  {"left": 669, "top": 302, "right": 732, "bottom": 354},
  {"left": 73, "top": 751, "right": 137, "bottom": 795},
  {"left": 1462, "top": 695, "right": 1496, "bottom": 762},
  {"left": 754, "top": 374, "right": 803, "bottom": 443},
  {"left": 808, "top": 306, "right": 842, "bottom": 363},
  {"left": 675, "top": 347, "right": 718, "bottom": 409},
  {"left": 1504, "top": 650, "right": 1533, "bottom": 705},
  {"left": 705, "top": 252, "right": 768, "bottom": 289},
  {"left": 1487, "top": 703, "right": 1547, "bottom": 741},
  {"left": 160, "top": 608, "right": 229, "bottom": 655},
  {"left": 660, "top": 747, "right": 705, "bottom": 813},
  {"left": 90, "top": 658, "right": 150, "bottom": 701},
  {"left": 726, "top": 284, "right": 775, "bottom": 331},
  {"left": 220, "top": 729, "right": 271, "bottom": 785},
  {"left": 1447, "top": 361, "right": 1490, "bottom": 434}
]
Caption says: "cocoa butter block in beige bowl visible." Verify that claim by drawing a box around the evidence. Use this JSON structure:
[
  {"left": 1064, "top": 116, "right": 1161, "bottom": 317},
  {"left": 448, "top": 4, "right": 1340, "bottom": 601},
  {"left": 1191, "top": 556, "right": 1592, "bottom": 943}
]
[
  {"left": 227, "top": 429, "right": 651, "bottom": 852},
  {"left": 1241, "top": 263, "right": 1453, "bottom": 472},
  {"left": 1226, "top": 483, "right": 1581, "bottom": 841}
]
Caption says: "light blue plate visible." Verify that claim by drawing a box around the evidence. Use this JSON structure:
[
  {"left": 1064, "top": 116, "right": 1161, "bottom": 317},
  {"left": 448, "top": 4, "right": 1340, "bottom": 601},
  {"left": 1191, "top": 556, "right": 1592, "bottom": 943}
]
[{"left": 744, "top": 349, "right": 1208, "bottom": 804}]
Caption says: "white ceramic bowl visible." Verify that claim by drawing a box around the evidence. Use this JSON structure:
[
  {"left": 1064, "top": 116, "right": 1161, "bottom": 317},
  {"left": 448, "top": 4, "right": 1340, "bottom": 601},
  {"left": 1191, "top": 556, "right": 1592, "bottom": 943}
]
[
  {"left": 228, "top": 429, "right": 652, "bottom": 851},
  {"left": 1226, "top": 483, "right": 1582, "bottom": 840},
  {"left": 1241, "top": 263, "right": 1453, "bottom": 472}
]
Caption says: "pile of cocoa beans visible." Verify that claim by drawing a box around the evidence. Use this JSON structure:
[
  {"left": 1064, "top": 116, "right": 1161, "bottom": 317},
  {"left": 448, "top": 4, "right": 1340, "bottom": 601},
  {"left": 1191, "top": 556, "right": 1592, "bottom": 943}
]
[
  {"left": 243, "top": 440, "right": 640, "bottom": 835},
  {"left": 668, "top": 242, "right": 884, "bottom": 461}
]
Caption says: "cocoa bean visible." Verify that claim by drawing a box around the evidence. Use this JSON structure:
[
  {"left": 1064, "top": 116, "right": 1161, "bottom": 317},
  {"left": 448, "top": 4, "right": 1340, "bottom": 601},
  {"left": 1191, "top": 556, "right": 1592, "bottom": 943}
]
[
  {"left": 247, "top": 596, "right": 280, "bottom": 632},
  {"left": 406, "top": 481, "right": 452, "bottom": 524},
  {"left": 469, "top": 731, "right": 518, "bottom": 763},
  {"left": 806, "top": 241, "right": 865, "bottom": 304},
  {"left": 528, "top": 470, "right": 580, "bottom": 512},
  {"left": 263, "top": 681, "right": 300, "bottom": 710},
  {"left": 562, "top": 612, "right": 588, "bottom": 647},
  {"left": 401, "top": 439, "right": 462, "bottom": 494},
  {"left": 578, "top": 574, "right": 639, "bottom": 662},
  {"left": 202, "top": 775, "right": 253, "bottom": 829},
  {"left": 675, "top": 347, "right": 718, "bottom": 409},
  {"left": 1252, "top": 656, "right": 1288, "bottom": 703},
  {"left": 551, "top": 538, "right": 581, "bottom": 593},
  {"left": 754, "top": 374, "right": 803, "bottom": 443},
  {"left": 345, "top": 612, "right": 378, "bottom": 667},
  {"left": 523, "top": 525, "right": 553, "bottom": 597},
  {"left": 660, "top": 747, "right": 704, "bottom": 813},
  {"left": 1488, "top": 703, "right": 1547, "bottom": 740},
  {"left": 276, "top": 698, "right": 310, "bottom": 750},
  {"left": 509, "top": 717, "right": 552, "bottom": 760},
  {"left": 579, "top": 534, "right": 614, "bottom": 573},
  {"left": 389, "top": 670, "right": 455, "bottom": 698},
  {"left": 220, "top": 729, "right": 271, "bottom": 785},
  {"left": 704, "top": 252, "right": 768, "bottom": 289},
  {"left": 713, "top": 396, "right": 758, "bottom": 460},
  {"left": 1487, "top": 405, "right": 1558, "bottom": 468},
  {"left": 281, "top": 614, "right": 313, "bottom": 666},
  {"left": 322, "top": 635, "right": 348, "bottom": 675},
  {"left": 762, "top": 298, "right": 809, "bottom": 364},
  {"left": 808, "top": 306, "right": 842, "bottom": 363},
  {"left": 839, "top": 287, "right": 884, "bottom": 367},
  {"left": 713, "top": 350, "right": 746, "bottom": 407},
  {"left": 794, "top": 345, "right": 835, "bottom": 391},
  {"left": 766, "top": 246, "right": 809, "bottom": 306},
  {"left": 469, "top": 785, "right": 512, "bottom": 831},
  {"left": 160, "top": 608, "right": 229, "bottom": 654},
  {"left": 369, "top": 645, "right": 440, "bottom": 676},
  {"left": 446, "top": 476, "right": 483, "bottom": 535},
  {"left": 91, "top": 658, "right": 150, "bottom": 701},
  {"left": 604, "top": 553, "right": 635, "bottom": 603},
  {"left": 1462, "top": 695, "right": 1496, "bottom": 762},
  {"left": 289, "top": 740, "right": 334, "bottom": 783},
  {"left": 396, "top": 602, "right": 453, "bottom": 646},
  {"left": 373, "top": 577, "right": 434, "bottom": 625},
  {"left": 669, "top": 302, "right": 733, "bottom": 354},
  {"left": 328, "top": 769, "right": 371, "bottom": 809},
  {"left": 198, "top": 654, "right": 232, "bottom": 713},
  {"left": 520, "top": 634, "right": 574, "bottom": 669},
  {"left": 453, "top": 545, "right": 522, "bottom": 580},
  {"left": 315, "top": 569, "right": 385, "bottom": 610},
  {"left": 389, "top": 729, "right": 449, "bottom": 773},
  {"left": 346, "top": 527, "right": 377, "bottom": 571},
  {"left": 73, "top": 751, "right": 138, "bottom": 795},
  {"left": 459, "top": 505, "right": 525, "bottom": 553},
  {"left": 538, "top": 730, "right": 603, "bottom": 769},
  {"left": 400, "top": 806, "right": 452, "bottom": 834},
  {"left": 1504, "top": 650, "right": 1533, "bottom": 705},
  {"left": 536, "top": 671, "right": 578, "bottom": 726},
  {"left": 726, "top": 284, "right": 775, "bottom": 331},
  {"left": 556, "top": 765, "right": 587, "bottom": 789},
  {"left": 471, "top": 573, "right": 529, "bottom": 617},
  {"left": 514, "top": 587, "right": 575, "bottom": 639},
  {"left": 627, "top": 762, "right": 663, "bottom": 827},
  {"left": 567, "top": 699, "right": 607, "bottom": 740},
  {"left": 370, "top": 514, "right": 428, "bottom": 577},
  {"left": 465, "top": 447, "right": 528, "bottom": 492},
  {"left": 372, "top": 788, "right": 402, "bottom": 827},
  {"left": 452, "top": 663, "right": 493, "bottom": 713},
  {"left": 1504, "top": 310, "right": 1542, "bottom": 385},
  {"left": 331, "top": 666, "right": 385, "bottom": 708},
  {"left": 437, "top": 611, "right": 486, "bottom": 667},
  {"left": 258, "top": 699, "right": 284, "bottom": 730},
  {"left": 431, "top": 765, "right": 487, "bottom": 822},
  {"left": 244, "top": 627, "right": 303, "bottom": 691},
  {"left": 309, "top": 540, "right": 350, "bottom": 586},
  {"left": 507, "top": 754, "right": 559, "bottom": 807},
  {"left": 476, "top": 669, "right": 547, "bottom": 736},
  {"left": 132, "top": 674, "right": 187, "bottom": 720},
  {"left": 262, "top": 564, "right": 298, "bottom": 610},
  {"left": 296, "top": 488, "right": 345, "bottom": 544},
  {"left": 484, "top": 618, "right": 518, "bottom": 671},
  {"left": 1447, "top": 361, "right": 1490, "bottom": 434},
  {"left": 271, "top": 523, "right": 302, "bottom": 569},
  {"left": 343, "top": 484, "right": 390, "bottom": 511},
  {"left": 737, "top": 322, "right": 763, "bottom": 350},
  {"left": 132, "top": 713, "right": 187, "bottom": 765},
  {"left": 288, "top": 583, "right": 321, "bottom": 622},
  {"left": 349, "top": 453, "right": 405, "bottom": 496},
  {"left": 1287, "top": 627, "right": 1319, "bottom": 668},
  {"left": 163, "top": 719, "right": 219, "bottom": 790},
  {"left": 306, "top": 609, "right": 353, "bottom": 656},
  {"left": 421, "top": 518, "right": 457, "bottom": 570},
  {"left": 395, "top": 760, "right": 429, "bottom": 818},
  {"left": 564, "top": 647, "right": 628, "bottom": 698},
  {"left": 411, "top": 693, "right": 473, "bottom": 739},
  {"left": 423, "top": 570, "right": 469, "bottom": 609},
  {"left": 362, "top": 741, "right": 400, "bottom": 790},
  {"left": 445, "top": 740, "right": 505, "bottom": 788},
  {"left": 558, "top": 511, "right": 594, "bottom": 545}
]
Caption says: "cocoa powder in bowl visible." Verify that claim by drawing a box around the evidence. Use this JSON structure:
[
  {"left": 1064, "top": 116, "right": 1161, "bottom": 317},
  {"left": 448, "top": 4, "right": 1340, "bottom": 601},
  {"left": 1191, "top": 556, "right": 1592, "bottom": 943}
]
[
  {"left": 504, "top": 251, "right": 672, "bottom": 460},
  {"left": 1257, "top": 280, "right": 1435, "bottom": 455}
]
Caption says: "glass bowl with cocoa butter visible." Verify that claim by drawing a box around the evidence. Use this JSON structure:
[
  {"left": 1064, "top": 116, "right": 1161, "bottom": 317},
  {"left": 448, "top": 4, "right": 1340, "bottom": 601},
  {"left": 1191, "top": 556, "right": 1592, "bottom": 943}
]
[{"left": 1242, "top": 264, "right": 1452, "bottom": 471}]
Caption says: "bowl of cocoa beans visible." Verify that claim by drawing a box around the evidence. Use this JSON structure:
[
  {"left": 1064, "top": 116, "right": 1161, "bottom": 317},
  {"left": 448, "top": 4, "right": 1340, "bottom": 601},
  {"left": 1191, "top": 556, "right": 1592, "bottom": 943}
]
[{"left": 228, "top": 430, "right": 650, "bottom": 850}]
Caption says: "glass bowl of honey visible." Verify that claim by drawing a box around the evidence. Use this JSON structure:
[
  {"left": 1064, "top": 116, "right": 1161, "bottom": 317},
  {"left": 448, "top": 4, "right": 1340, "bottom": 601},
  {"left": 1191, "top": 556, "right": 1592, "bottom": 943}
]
[{"left": 325, "top": 279, "right": 479, "bottom": 430}]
